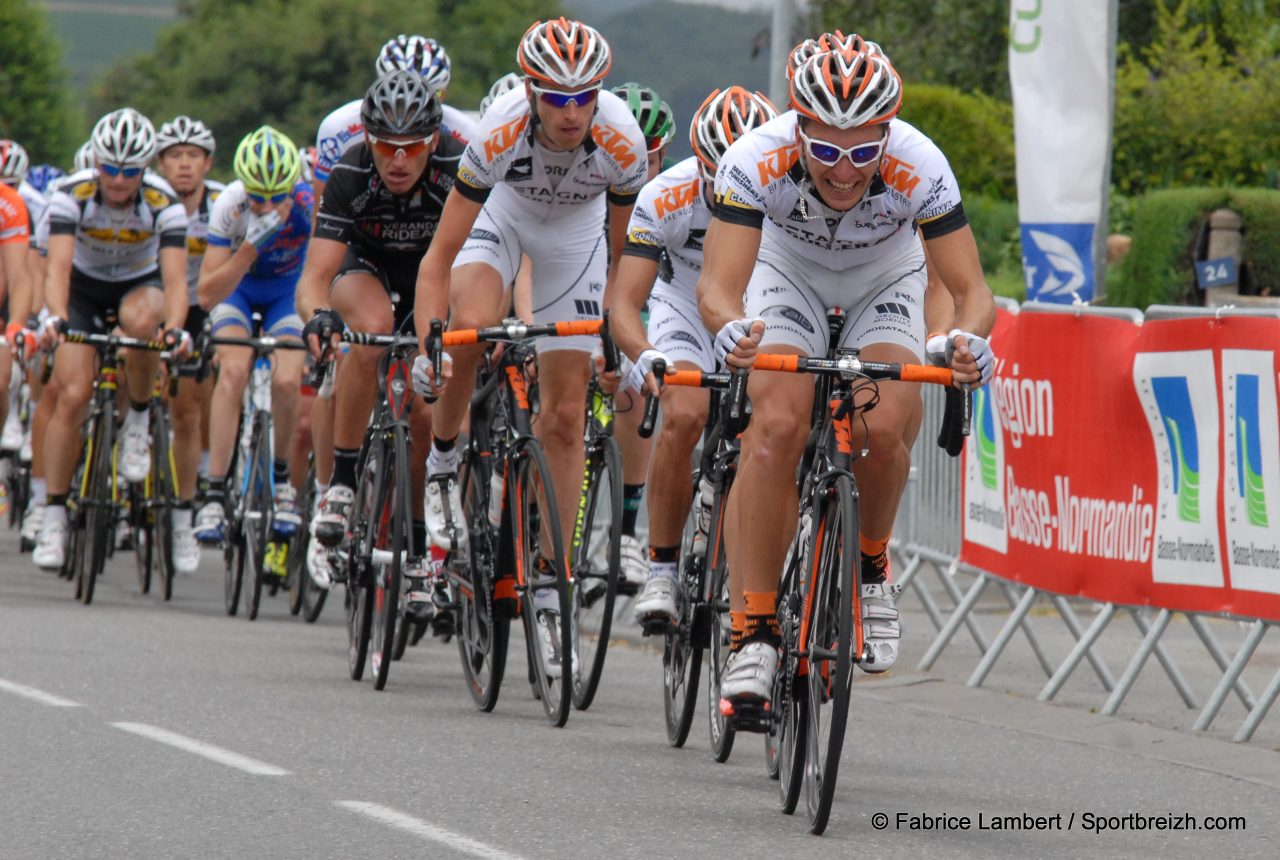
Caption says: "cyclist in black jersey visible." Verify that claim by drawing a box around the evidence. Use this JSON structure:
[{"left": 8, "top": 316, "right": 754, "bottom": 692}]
[{"left": 297, "top": 71, "right": 461, "bottom": 608}]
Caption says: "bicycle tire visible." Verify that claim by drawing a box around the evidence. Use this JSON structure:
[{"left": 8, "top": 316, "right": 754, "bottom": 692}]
[
  {"left": 664, "top": 486, "right": 704, "bottom": 748},
  {"left": 345, "top": 443, "right": 379, "bottom": 681},
  {"left": 243, "top": 416, "right": 272, "bottom": 621},
  {"left": 152, "top": 406, "right": 177, "bottom": 602},
  {"left": 803, "top": 474, "right": 857, "bottom": 835},
  {"left": 66, "top": 447, "right": 90, "bottom": 592},
  {"left": 571, "top": 434, "right": 621, "bottom": 711},
  {"left": 370, "top": 427, "right": 409, "bottom": 691},
  {"left": 133, "top": 483, "right": 153, "bottom": 595},
  {"left": 79, "top": 407, "right": 115, "bottom": 606},
  {"left": 288, "top": 462, "right": 314, "bottom": 617},
  {"left": 775, "top": 526, "right": 809, "bottom": 815},
  {"left": 512, "top": 438, "right": 572, "bottom": 726},
  {"left": 706, "top": 463, "right": 738, "bottom": 763},
  {"left": 454, "top": 445, "right": 509, "bottom": 711}
]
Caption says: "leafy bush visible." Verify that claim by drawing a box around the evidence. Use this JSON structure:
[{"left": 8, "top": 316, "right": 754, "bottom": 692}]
[
  {"left": 899, "top": 83, "right": 1016, "bottom": 200},
  {"left": 965, "top": 193, "right": 1024, "bottom": 301},
  {"left": 1110, "top": 188, "right": 1280, "bottom": 308}
]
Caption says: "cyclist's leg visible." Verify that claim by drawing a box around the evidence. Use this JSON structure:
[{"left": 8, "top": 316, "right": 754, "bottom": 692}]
[
  {"left": 262, "top": 293, "right": 305, "bottom": 480},
  {"left": 170, "top": 305, "right": 209, "bottom": 502},
  {"left": 328, "top": 272, "right": 391, "bottom": 470},
  {"left": 115, "top": 284, "right": 167, "bottom": 482},
  {"left": 200, "top": 291, "right": 255, "bottom": 540},
  {"left": 38, "top": 341, "right": 95, "bottom": 567}
]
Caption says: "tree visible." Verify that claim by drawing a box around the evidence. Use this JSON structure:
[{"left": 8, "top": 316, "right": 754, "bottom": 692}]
[
  {"left": 0, "top": 0, "right": 81, "bottom": 163},
  {"left": 94, "top": 0, "right": 562, "bottom": 170}
]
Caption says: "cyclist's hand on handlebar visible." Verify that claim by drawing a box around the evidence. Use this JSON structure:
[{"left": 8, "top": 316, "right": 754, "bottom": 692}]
[
  {"left": 592, "top": 349, "right": 623, "bottom": 395},
  {"left": 626, "top": 348, "right": 669, "bottom": 397},
  {"left": 946, "top": 329, "right": 995, "bottom": 386},
  {"left": 163, "top": 328, "right": 193, "bottom": 358},
  {"left": 302, "top": 307, "right": 344, "bottom": 359},
  {"left": 714, "top": 318, "right": 765, "bottom": 369},
  {"left": 37, "top": 315, "right": 65, "bottom": 350},
  {"left": 411, "top": 352, "right": 452, "bottom": 398}
]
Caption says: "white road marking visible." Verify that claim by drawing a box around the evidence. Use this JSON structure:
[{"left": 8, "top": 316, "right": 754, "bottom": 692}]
[
  {"left": 0, "top": 677, "right": 83, "bottom": 707},
  {"left": 110, "top": 722, "right": 289, "bottom": 776},
  {"left": 337, "top": 801, "right": 526, "bottom": 860}
]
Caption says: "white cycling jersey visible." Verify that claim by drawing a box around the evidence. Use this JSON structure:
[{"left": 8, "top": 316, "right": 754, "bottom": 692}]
[
  {"left": 46, "top": 171, "right": 188, "bottom": 281},
  {"left": 15, "top": 180, "right": 47, "bottom": 247},
  {"left": 182, "top": 179, "right": 225, "bottom": 300},
  {"left": 313, "top": 99, "right": 475, "bottom": 183},
  {"left": 34, "top": 168, "right": 93, "bottom": 254},
  {"left": 623, "top": 156, "right": 711, "bottom": 297},
  {"left": 453, "top": 87, "right": 647, "bottom": 219},
  {"left": 714, "top": 112, "right": 966, "bottom": 270}
]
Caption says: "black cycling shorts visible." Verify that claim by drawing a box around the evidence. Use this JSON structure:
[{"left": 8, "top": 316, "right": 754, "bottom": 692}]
[
  {"left": 67, "top": 269, "right": 161, "bottom": 335},
  {"left": 333, "top": 247, "right": 420, "bottom": 334}
]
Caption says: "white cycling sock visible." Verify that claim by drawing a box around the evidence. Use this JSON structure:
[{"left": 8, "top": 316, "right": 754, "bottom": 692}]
[
  {"left": 647, "top": 561, "right": 678, "bottom": 583},
  {"left": 31, "top": 477, "right": 47, "bottom": 506},
  {"left": 45, "top": 503, "right": 68, "bottom": 528},
  {"left": 533, "top": 587, "right": 558, "bottom": 612},
  {"left": 123, "top": 405, "right": 148, "bottom": 431},
  {"left": 427, "top": 444, "right": 460, "bottom": 477}
]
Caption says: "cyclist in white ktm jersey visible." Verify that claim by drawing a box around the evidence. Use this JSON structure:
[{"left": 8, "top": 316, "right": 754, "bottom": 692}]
[
  {"left": 608, "top": 86, "right": 778, "bottom": 625},
  {"left": 698, "top": 45, "right": 995, "bottom": 707},
  {"left": 33, "top": 108, "right": 190, "bottom": 570},
  {"left": 413, "top": 18, "right": 646, "bottom": 679},
  {"left": 154, "top": 115, "right": 223, "bottom": 572}
]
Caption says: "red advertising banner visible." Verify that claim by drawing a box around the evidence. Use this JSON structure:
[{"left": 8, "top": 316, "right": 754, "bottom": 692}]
[{"left": 960, "top": 309, "right": 1280, "bottom": 622}]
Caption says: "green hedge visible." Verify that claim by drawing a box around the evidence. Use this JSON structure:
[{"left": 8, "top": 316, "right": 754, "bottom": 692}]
[
  {"left": 899, "top": 83, "right": 1016, "bottom": 200},
  {"left": 965, "top": 194, "right": 1024, "bottom": 300},
  {"left": 1110, "top": 188, "right": 1280, "bottom": 309}
]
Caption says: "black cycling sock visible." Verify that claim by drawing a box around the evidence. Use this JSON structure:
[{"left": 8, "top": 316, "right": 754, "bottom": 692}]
[
  {"left": 331, "top": 447, "right": 359, "bottom": 489},
  {"left": 622, "top": 483, "right": 644, "bottom": 537},
  {"left": 175, "top": 499, "right": 192, "bottom": 511},
  {"left": 130, "top": 400, "right": 148, "bottom": 413},
  {"left": 649, "top": 545, "right": 679, "bottom": 564},
  {"left": 205, "top": 477, "right": 226, "bottom": 504},
  {"left": 48, "top": 493, "right": 68, "bottom": 508},
  {"left": 272, "top": 458, "right": 289, "bottom": 485},
  {"left": 432, "top": 435, "right": 457, "bottom": 453},
  {"left": 412, "top": 520, "right": 427, "bottom": 558}
]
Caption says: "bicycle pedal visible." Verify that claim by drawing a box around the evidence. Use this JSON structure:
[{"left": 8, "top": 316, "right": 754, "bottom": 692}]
[
  {"left": 721, "top": 696, "right": 772, "bottom": 733},
  {"left": 615, "top": 581, "right": 640, "bottom": 598},
  {"left": 639, "top": 617, "right": 671, "bottom": 637}
]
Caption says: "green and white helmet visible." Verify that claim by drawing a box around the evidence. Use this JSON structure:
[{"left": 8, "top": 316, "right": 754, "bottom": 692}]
[
  {"left": 233, "top": 126, "right": 300, "bottom": 194},
  {"left": 610, "top": 82, "right": 675, "bottom": 152}
]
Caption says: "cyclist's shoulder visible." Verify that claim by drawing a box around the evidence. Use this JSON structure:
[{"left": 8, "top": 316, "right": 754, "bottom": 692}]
[
  {"left": 637, "top": 157, "right": 701, "bottom": 218},
  {"left": 0, "top": 182, "right": 26, "bottom": 224},
  {"left": 467, "top": 90, "right": 531, "bottom": 161},
  {"left": 205, "top": 178, "right": 227, "bottom": 197},
  {"left": 141, "top": 174, "right": 182, "bottom": 212},
  {"left": 316, "top": 98, "right": 362, "bottom": 139},
  {"left": 440, "top": 104, "right": 477, "bottom": 146},
  {"left": 589, "top": 91, "right": 645, "bottom": 171}
]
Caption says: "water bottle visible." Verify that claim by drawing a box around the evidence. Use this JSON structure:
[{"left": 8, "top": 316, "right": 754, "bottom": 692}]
[
  {"left": 251, "top": 358, "right": 272, "bottom": 413},
  {"left": 488, "top": 464, "right": 505, "bottom": 529},
  {"left": 692, "top": 473, "right": 714, "bottom": 557}
]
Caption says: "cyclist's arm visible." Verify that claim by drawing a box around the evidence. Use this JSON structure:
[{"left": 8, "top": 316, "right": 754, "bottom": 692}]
[
  {"left": 921, "top": 234, "right": 955, "bottom": 335},
  {"left": 605, "top": 252, "right": 660, "bottom": 362},
  {"left": 42, "top": 233, "right": 74, "bottom": 321},
  {"left": 695, "top": 217, "right": 762, "bottom": 334},
  {"left": 413, "top": 187, "right": 484, "bottom": 335},
  {"left": 294, "top": 235, "right": 348, "bottom": 322},
  {"left": 24, "top": 247, "right": 46, "bottom": 320},
  {"left": 604, "top": 199, "right": 635, "bottom": 295},
  {"left": 922, "top": 224, "right": 995, "bottom": 338},
  {"left": 310, "top": 178, "right": 327, "bottom": 234},
  {"left": 196, "top": 241, "right": 256, "bottom": 311},
  {"left": 1, "top": 243, "right": 32, "bottom": 321},
  {"left": 159, "top": 244, "right": 189, "bottom": 331}
]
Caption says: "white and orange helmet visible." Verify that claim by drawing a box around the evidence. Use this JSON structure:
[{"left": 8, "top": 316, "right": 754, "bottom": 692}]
[
  {"left": 690, "top": 87, "right": 779, "bottom": 176},
  {"left": 517, "top": 18, "right": 612, "bottom": 89},
  {"left": 787, "top": 31, "right": 887, "bottom": 81},
  {"left": 789, "top": 47, "right": 902, "bottom": 129}
]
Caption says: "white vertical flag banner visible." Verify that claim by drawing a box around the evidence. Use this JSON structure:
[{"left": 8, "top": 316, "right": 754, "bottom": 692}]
[{"left": 1009, "top": 1, "right": 1117, "bottom": 303}]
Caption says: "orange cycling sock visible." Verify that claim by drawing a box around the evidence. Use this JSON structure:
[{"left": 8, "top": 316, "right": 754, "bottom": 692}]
[
  {"left": 743, "top": 591, "right": 779, "bottom": 645},
  {"left": 860, "top": 533, "right": 891, "bottom": 584}
]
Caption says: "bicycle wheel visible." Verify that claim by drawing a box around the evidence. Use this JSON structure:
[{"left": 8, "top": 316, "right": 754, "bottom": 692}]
[
  {"left": 345, "top": 446, "right": 379, "bottom": 681},
  {"left": 775, "top": 531, "right": 809, "bottom": 816},
  {"left": 151, "top": 407, "right": 177, "bottom": 601},
  {"left": 803, "top": 474, "right": 857, "bottom": 834},
  {"left": 705, "top": 463, "right": 737, "bottom": 763},
  {"left": 454, "top": 445, "right": 509, "bottom": 711},
  {"left": 225, "top": 517, "right": 245, "bottom": 616},
  {"left": 570, "top": 434, "right": 621, "bottom": 711},
  {"left": 132, "top": 484, "right": 153, "bottom": 595},
  {"left": 369, "top": 428, "right": 408, "bottom": 691},
  {"left": 243, "top": 417, "right": 272, "bottom": 621},
  {"left": 288, "top": 463, "right": 314, "bottom": 617},
  {"left": 78, "top": 408, "right": 115, "bottom": 606},
  {"left": 512, "top": 439, "right": 572, "bottom": 727},
  {"left": 664, "top": 487, "right": 704, "bottom": 748}
]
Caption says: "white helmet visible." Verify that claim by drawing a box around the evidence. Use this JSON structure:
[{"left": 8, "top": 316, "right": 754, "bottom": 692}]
[
  {"left": 0, "top": 139, "right": 30, "bottom": 185},
  {"left": 789, "top": 47, "right": 902, "bottom": 130},
  {"left": 479, "top": 73, "right": 523, "bottom": 117},
  {"left": 691, "top": 87, "right": 779, "bottom": 176},
  {"left": 787, "top": 31, "right": 887, "bottom": 81},
  {"left": 73, "top": 140, "right": 96, "bottom": 173},
  {"left": 156, "top": 115, "right": 216, "bottom": 155},
  {"left": 91, "top": 107, "right": 157, "bottom": 166},
  {"left": 517, "top": 18, "right": 611, "bottom": 90},
  {"left": 376, "top": 34, "right": 452, "bottom": 93}
]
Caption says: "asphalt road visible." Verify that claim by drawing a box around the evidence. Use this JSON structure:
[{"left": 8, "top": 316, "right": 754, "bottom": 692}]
[{"left": 2, "top": 526, "right": 1277, "bottom": 859}]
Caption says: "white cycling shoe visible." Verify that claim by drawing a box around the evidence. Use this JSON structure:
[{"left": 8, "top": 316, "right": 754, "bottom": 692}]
[
  {"left": 618, "top": 534, "right": 647, "bottom": 591},
  {"left": 631, "top": 577, "right": 677, "bottom": 626},
  {"left": 424, "top": 471, "right": 467, "bottom": 551},
  {"left": 720, "top": 640, "right": 780, "bottom": 703}
]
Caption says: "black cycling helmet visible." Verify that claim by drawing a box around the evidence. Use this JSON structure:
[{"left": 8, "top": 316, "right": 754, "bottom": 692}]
[{"left": 361, "top": 70, "right": 442, "bottom": 137}]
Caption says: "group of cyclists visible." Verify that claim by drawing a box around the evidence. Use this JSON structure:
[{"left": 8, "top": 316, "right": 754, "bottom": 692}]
[{"left": 0, "top": 16, "right": 995, "bottom": 828}]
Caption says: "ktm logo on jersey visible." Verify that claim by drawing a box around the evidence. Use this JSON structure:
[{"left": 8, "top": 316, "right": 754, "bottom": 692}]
[
  {"left": 84, "top": 227, "right": 151, "bottom": 244},
  {"left": 483, "top": 116, "right": 530, "bottom": 162},
  {"left": 879, "top": 154, "right": 922, "bottom": 196},
  {"left": 653, "top": 179, "right": 698, "bottom": 219},
  {"left": 591, "top": 124, "right": 638, "bottom": 171},
  {"left": 756, "top": 144, "right": 798, "bottom": 186}
]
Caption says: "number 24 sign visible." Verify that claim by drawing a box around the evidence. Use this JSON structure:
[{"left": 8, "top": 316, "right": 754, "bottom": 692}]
[{"left": 1196, "top": 256, "right": 1238, "bottom": 290}]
